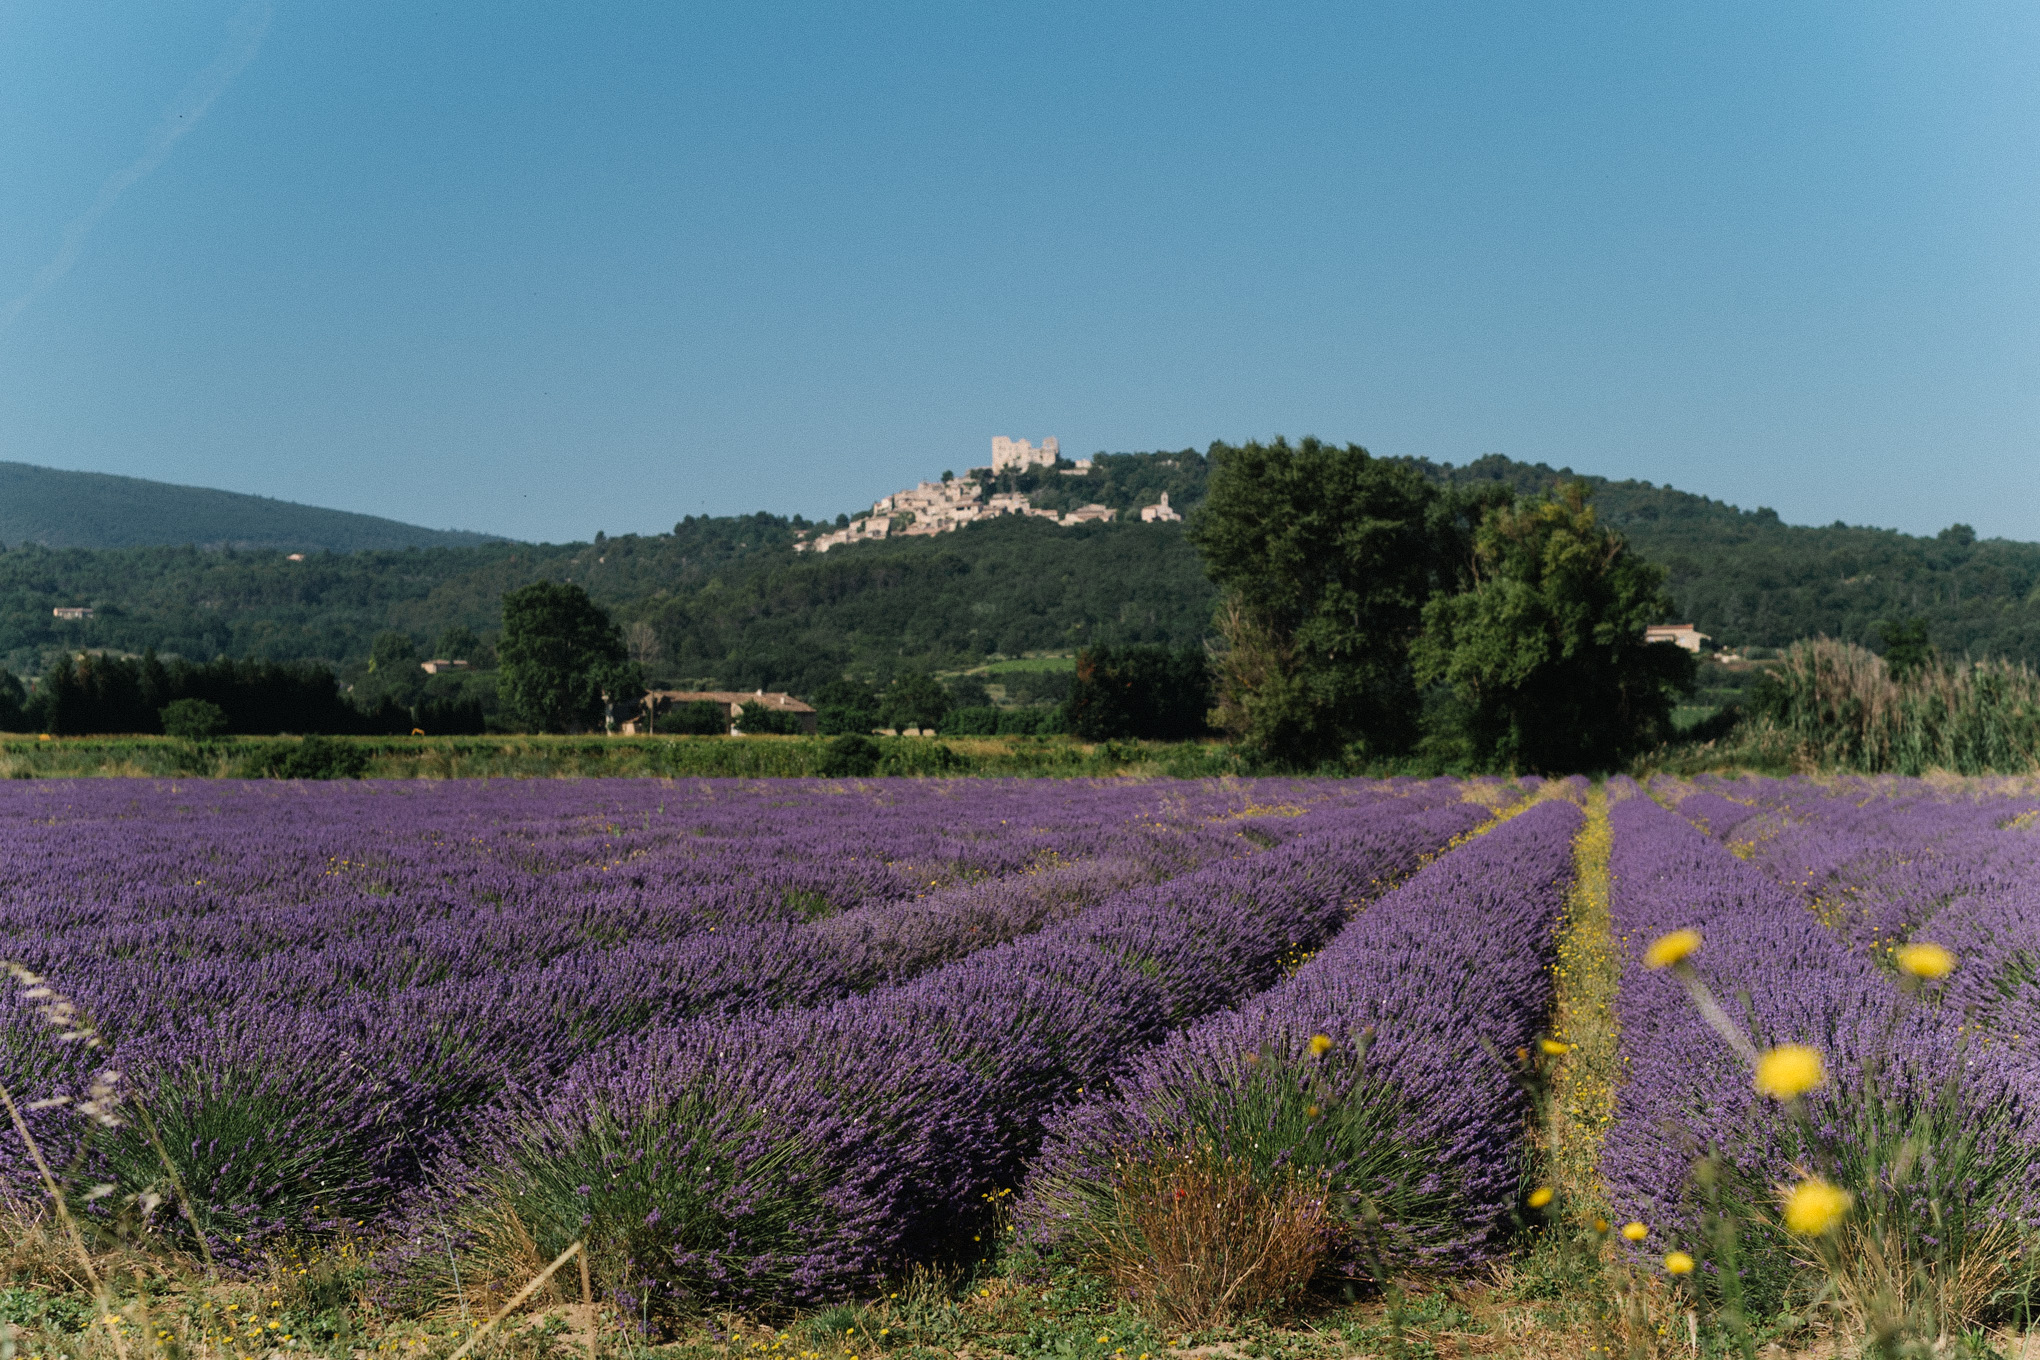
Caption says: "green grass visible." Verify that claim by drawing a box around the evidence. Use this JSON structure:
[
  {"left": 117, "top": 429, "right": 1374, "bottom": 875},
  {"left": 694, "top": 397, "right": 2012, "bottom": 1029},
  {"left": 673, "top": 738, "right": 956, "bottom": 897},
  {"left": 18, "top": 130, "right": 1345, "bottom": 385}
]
[{"left": 0, "top": 732, "right": 1246, "bottom": 780}]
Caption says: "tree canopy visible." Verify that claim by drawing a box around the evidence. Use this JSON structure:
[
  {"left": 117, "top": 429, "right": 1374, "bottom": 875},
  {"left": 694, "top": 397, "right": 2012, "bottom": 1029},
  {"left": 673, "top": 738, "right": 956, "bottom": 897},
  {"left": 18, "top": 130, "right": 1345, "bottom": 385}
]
[
  {"left": 1189, "top": 437, "right": 1445, "bottom": 766},
  {"left": 498, "top": 582, "right": 626, "bottom": 733},
  {"left": 1412, "top": 484, "right": 1693, "bottom": 771}
]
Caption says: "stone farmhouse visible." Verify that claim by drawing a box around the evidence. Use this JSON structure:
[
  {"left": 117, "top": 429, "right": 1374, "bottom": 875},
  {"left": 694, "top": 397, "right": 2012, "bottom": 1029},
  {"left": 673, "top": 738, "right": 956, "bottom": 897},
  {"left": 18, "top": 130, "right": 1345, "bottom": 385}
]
[{"left": 620, "top": 689, "right": 817, "bottom": 736}]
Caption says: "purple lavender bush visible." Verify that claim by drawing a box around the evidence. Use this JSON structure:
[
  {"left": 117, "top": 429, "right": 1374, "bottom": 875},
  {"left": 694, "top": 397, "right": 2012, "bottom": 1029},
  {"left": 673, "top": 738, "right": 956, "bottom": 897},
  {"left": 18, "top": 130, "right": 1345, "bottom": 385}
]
[
  {"left": 1600, "top": 791, "right": 2040, "bottom": 1319},
  {"left": 1015, "top": 798, "right": 1582, "bottom": 1278},
  {"left": 409, "top": 794, "right": 1493, "bottom": 1313}
]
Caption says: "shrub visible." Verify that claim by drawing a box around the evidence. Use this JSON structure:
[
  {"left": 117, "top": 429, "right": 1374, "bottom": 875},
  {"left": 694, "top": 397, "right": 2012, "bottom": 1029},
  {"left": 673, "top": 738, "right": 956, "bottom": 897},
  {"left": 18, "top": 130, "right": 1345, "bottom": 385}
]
[
  {"left": 877, "top": 739, "right": 974, "bottom": 776},
  {"left": 736, "top": 701, "right": 804, "bottom": 735},
  {"left": 237, "top": 735, "right": 371, "bottom": 779},
  {"left": 817, "top": 734, "right": 880, "bottom": 777},
  {"left": 663, "top": 699, "right": 729, "bottom": 735},
  {"left": 939, "top": 705, "right": 1001, "bottom": 736},
  {"left": 159, "top": 698, "right": 227, "bottom": 741}
]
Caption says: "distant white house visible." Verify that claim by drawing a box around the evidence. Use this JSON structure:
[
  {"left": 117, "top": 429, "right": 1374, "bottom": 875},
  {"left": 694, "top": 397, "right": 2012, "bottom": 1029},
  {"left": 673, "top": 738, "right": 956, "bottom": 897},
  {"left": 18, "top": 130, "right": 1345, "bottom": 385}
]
[
  {"left": 419, "top": 659, "right": 471, "bottom": 674},
  {"left": 52, "top": 607, "right": 92, "bottom": 621},
  {"left": 1645, "top": 623, "right": 1710, "bottom": 653}
]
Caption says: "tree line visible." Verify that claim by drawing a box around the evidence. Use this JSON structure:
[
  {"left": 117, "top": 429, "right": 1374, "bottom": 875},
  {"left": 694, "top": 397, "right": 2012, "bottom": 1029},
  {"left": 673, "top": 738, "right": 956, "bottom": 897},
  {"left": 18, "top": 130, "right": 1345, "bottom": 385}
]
[
  {"left": 1, "top": 441, "right": 1685, "bottom": 771},
  {"left": 5, "top": 449, "right": 2038, "bottom": 691}
]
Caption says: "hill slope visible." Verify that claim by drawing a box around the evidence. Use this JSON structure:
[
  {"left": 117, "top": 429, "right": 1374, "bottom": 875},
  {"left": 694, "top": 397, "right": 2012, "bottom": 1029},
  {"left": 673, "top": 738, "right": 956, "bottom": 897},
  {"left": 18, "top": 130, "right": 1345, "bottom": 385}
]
[{"left": 0, "top": 462, "right": 501, "bottom": 552}]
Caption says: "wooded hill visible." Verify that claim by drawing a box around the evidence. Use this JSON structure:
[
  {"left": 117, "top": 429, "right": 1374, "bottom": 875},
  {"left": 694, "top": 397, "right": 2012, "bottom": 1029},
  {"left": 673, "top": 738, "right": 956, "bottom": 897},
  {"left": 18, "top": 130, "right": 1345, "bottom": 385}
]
[
  {"left": 3, "top": 448, "right": 2035, "bottom": 689},
  {"left": 0, "top": 462, "right": 497, "bottom": 552}
]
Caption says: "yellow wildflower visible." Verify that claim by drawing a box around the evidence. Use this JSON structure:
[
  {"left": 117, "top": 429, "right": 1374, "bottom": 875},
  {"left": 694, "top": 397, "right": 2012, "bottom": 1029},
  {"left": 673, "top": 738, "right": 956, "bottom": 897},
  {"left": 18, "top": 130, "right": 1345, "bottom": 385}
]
[
  {"left": 1308, "top": 1034, "right": 1333, "bottom": 1057},
  {"left": 1663, "top": 1251, "right": 1695, "bottom": 1275},
  {"left": 1527, "top": 1186, "right": 1554, "bottom": 1208},
  {"left": 1644, "top": 930, "right": 1701, "bottom": 969},
  {"left": 1783, "top": 1178, "right": 1851, "bottom": 1236},
  {"left": 1895, "top": 942, "right": 1955, "bottom": 979},
  {"left": 1539, "top": 1038, "right": 1571, "bottom": 1055},
  {"left": 1754, "top": 1044, "right": 1825, "bottom": 1100},
  {"left": 1621, "top": 1221, "right": 1648, "bottom": 1242}
]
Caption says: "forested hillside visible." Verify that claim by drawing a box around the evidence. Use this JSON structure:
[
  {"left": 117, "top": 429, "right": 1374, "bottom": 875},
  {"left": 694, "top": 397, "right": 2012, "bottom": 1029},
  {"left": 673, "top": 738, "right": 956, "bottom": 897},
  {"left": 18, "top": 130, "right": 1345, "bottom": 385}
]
[
  {"left": 4, "top": 447, "right": 2037, "bottom": 687},
  {"left": 0, "top": 462, "right": 498, "bottom": 552},
  {"left": 1421, "top": 454, "right": 2040, "bottom": 664}
]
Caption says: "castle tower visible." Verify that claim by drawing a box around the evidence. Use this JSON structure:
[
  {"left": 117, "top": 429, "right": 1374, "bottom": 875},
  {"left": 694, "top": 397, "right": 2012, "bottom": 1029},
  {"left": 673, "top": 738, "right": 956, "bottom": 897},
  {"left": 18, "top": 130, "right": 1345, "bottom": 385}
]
[{"left": 991, "top": 436, "right": 1060, "bottom": 474}]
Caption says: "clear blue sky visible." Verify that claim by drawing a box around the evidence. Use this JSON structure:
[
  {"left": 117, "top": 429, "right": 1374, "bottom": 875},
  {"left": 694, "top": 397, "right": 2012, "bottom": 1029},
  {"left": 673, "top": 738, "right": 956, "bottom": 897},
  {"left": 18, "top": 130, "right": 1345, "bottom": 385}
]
[{"left": 2, "top": 2, "right": 2035, "bottom": 544}]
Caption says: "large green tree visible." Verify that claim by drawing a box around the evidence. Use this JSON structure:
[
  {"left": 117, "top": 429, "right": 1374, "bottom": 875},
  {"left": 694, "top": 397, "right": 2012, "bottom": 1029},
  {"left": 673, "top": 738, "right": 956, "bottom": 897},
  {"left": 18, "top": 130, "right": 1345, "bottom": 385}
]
[
  {"left": 499, "top": 582, "right": 628, "bottom": 733},
  {"left": 1411, "top": 483, "right": 1691, "bottom": 772},
  {"left": 1188, "top": 437, "right": 1446, "bottom": 766}
]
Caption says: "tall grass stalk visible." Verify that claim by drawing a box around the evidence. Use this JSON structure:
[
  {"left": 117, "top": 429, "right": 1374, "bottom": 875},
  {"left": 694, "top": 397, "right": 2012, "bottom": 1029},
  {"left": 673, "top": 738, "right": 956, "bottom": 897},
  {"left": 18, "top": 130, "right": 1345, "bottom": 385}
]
[
  {"left": 0, "top": 1081, "right": 132, "bottom": 1360},
  {"left": 1654, "top": 943, "right": 2040, "bottom": 1355}
]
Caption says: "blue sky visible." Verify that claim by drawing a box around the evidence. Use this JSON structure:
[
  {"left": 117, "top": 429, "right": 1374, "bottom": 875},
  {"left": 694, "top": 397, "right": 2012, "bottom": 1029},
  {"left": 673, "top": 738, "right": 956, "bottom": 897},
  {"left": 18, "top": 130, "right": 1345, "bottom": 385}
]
[{"left": 2, "top": 2, "right": 2036, "bottom": 544}]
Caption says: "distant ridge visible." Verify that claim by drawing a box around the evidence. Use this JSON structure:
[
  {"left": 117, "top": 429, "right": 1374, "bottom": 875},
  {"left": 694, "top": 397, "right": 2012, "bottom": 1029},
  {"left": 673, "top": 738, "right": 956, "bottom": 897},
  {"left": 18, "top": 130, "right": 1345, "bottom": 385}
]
[{"left": 0, "top": 462, "right": 505, "bottom": 552}]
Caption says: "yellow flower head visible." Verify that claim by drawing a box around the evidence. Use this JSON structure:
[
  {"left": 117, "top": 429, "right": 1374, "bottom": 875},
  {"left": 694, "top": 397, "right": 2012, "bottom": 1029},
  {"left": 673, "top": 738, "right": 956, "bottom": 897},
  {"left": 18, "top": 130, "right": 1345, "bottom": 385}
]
[
  {"left": 1644, "top": 929, "right": 1702, "bottom": 969},
  {"left": 1539, "top": 1038, "right": 1571, "bottom": 1056},
  {"left": 1754, "top": 1044, "right": 1826, "bottom": 1100},
  {"left": 1783, "top": 1178, "right": 1852, "bottom": 1236},
  {"left": 1895, "top": 941, "right": 1955, "bottom": 979},
  {"left": 1621, "top": 1221, "right": 1649, "bottom": 1242},
  {"left": 1308, "top": 1033, "right": 1334, "bottom": 1057},
  {"left": 1663, "top": 1251, "right": 1695, "bottom": 1275},
  {"left": 1592, "top": 1218, "right": 1609, "bottom": 1234},
  {"left": 1527, "top": 1186, "right": 1554, "bottom": 1209}
]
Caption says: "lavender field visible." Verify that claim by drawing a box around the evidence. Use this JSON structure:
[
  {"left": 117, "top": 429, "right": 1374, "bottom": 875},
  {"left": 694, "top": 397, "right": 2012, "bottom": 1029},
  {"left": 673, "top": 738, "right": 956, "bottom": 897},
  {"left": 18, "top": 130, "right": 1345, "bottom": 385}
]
[{"left": 5, "top": 772, "right": 2040, "bottom": 1356}]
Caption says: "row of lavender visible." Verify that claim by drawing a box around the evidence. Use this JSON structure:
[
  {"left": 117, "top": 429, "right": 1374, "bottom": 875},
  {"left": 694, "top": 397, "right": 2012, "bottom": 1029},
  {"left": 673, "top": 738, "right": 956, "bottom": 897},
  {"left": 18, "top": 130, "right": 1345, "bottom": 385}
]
[
  {"left": 407, "top": 789, "right": 1513, "bottom": 1307},
  {"left": 0, "top": 778, "right": 1502, "bottom": 1283},
  {"left": 1018, "top": 797, "right": 1584, "bottom": 1276},
  {"left": 0, "top": 778, "right": 1412, "bottom": 1034},
  {"left": 1668, "top": 776, "right": 2040, "bottom": 1056},
  {"left": 1603, "top": 788, "right": 2040, "bottom": 1311}
]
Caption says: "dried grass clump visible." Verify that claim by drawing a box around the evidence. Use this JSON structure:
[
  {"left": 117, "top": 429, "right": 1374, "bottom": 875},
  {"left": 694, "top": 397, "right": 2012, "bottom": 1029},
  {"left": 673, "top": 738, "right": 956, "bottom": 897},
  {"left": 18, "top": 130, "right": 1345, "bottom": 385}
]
[{"left": 1085, "top": 1143, "right": 1333, "bottom": 1330}]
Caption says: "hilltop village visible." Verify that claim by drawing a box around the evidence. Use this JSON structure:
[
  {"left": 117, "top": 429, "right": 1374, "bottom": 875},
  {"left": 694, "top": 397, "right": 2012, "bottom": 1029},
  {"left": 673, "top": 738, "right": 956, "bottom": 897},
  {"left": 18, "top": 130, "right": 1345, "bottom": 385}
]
[{"left": 795, "top": 436, "right": 1181, "bottom": 553}]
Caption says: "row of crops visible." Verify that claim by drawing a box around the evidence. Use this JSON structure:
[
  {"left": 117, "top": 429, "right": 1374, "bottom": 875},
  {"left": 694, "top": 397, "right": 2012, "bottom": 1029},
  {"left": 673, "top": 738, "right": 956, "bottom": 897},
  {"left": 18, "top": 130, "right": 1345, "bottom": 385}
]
[{"left": 2, "top": 773, "right": 2039, "bottom": 1331}]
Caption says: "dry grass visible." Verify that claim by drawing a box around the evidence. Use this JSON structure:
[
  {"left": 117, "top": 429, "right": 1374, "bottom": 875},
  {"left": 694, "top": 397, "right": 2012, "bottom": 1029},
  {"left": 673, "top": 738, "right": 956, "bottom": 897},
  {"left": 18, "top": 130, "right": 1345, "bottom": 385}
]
[
  {"left": 1793, "top": 1211, "right": 2024, "bottom": 1350},
  {"left": 1084, "top": 1144, "right": 1334, "bottom": 1331}
]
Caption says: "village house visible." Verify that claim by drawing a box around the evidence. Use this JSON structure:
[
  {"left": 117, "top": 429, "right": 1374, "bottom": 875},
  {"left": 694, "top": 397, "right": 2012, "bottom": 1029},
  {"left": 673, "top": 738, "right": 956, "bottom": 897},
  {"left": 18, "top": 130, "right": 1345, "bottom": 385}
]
[{"left": 622, "top": 689, "right": 817, "bottom": 736}]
